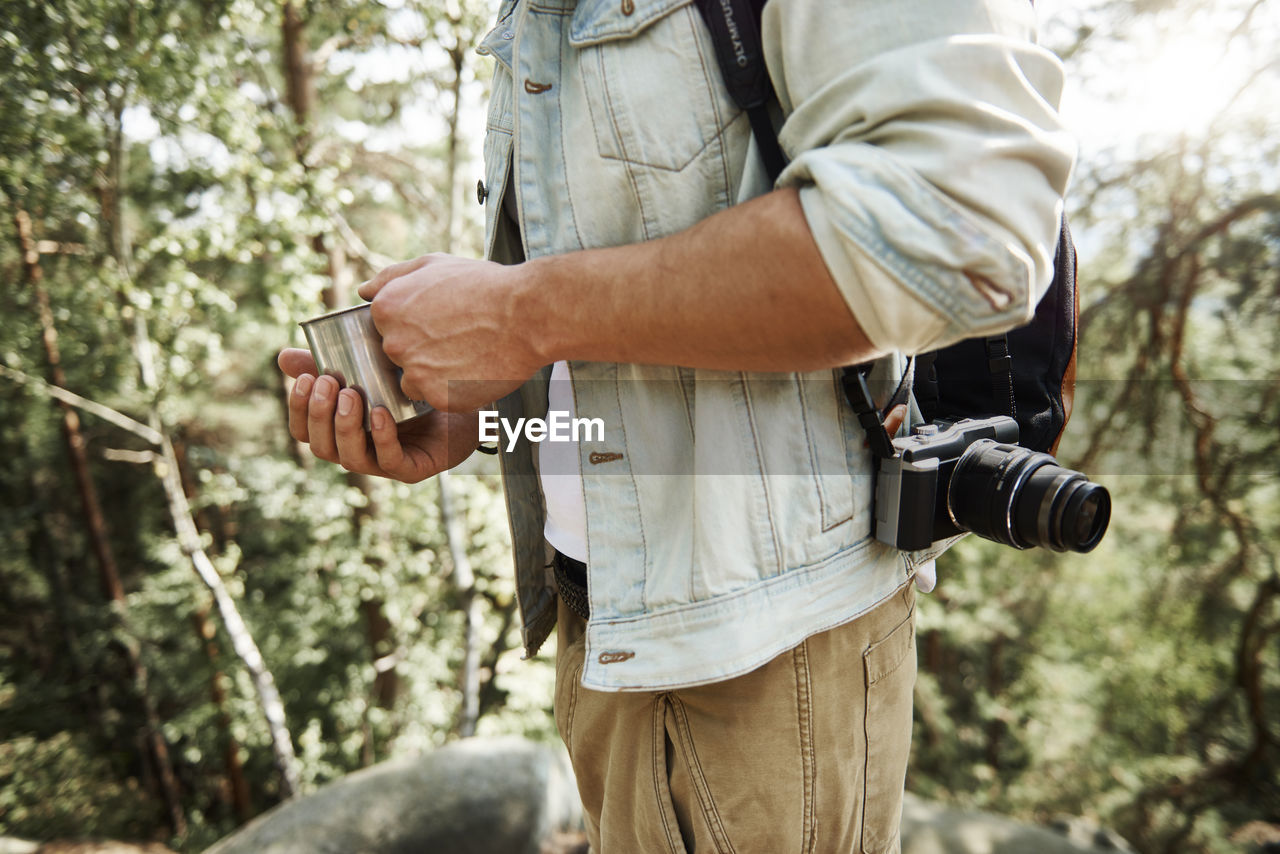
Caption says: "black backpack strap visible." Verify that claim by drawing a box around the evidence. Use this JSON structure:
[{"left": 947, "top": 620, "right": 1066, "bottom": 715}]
[
  {"left": 694, "top": 0, "right": 894, "bottom": 454},
  {"left": 984, "top": 334, "right": 1016, "bottom": 420},
  {"left": 913, "top": 350, "right": 939, "bottom": 423},
  {"left": 697, "top": 0, "right": 1077, "bottom": 457},
  {"left": 692, "top": 0, "right": 787, "bottom": 183}
]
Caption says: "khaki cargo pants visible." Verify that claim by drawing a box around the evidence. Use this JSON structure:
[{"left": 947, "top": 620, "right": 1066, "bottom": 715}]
[{"left": 554, "top": 583, "right": 917, "bottom": 854}]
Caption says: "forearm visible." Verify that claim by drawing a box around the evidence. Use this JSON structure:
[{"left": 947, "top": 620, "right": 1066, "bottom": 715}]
[{"left": 518, "top": 187, "right": 881, "bottom": 372}]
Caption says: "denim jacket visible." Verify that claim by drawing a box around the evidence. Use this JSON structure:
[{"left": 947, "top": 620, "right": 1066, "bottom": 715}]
[{"left": 477, "top": 0, "right": 1075, "bottom": 691}]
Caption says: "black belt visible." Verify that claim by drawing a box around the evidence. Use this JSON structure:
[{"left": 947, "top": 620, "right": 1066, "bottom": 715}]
[{"left": 553, "top": 551, "right": 590, "bottom": 621}]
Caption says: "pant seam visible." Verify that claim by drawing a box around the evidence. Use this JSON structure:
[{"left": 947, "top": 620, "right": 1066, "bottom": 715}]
[
  {"left": 795, "top": 642, "right": 816, "bottom": 854},
  {"left": 565, "top": 659, "right": 582, "bottom": 749},
  {"left": 670, "top": 695, "right": 737, "bottom": 854},
  {"left": 860, "top": 593, "right": 915, "bottom": 854},
  {"left": 861, "top": 643, "right": 873, "bottom": 854},
  {"left": 653, "top": 695, "right": 685, "bottom": 854}
]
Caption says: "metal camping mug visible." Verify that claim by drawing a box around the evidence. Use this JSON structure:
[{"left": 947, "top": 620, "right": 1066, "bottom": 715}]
[{"left": 300, "top": 303, "right": 432, "bottom": 431}]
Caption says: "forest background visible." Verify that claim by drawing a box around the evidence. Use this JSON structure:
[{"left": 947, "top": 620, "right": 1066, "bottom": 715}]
[{"left": 0, "top": 0, "right": 1276, "bottom": 851}]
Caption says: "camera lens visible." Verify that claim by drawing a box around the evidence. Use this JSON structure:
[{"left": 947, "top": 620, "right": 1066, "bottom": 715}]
[
  {"left": 1059, "top": 479, "right": 1110, "bottom": 552},
  {"left": 948, "top": 440, "right": 1111, "bottom": 553}
]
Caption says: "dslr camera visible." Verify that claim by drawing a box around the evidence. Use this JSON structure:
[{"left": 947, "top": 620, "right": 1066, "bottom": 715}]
[{"left": 874, "top": 415, "right": 1110, "bottom": 553}]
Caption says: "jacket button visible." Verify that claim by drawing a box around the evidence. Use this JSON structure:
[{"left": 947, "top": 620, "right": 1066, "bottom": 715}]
[{"left": 477, "top": 180, "right": 488, "bottom": 205}]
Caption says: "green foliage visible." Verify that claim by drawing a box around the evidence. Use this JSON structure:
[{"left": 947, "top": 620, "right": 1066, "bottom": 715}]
[
  {"left": 0, "top": 731, "right": 159, "bottom": 840},
  {"left": 1, "top": 0, "right": 1276, "bottom": 853},
  {"left": 0, "top": 0, "right": 545, "bottom": 849},
  {"left": 909, "top": 4, "right": 1280, "bottom": 850}
]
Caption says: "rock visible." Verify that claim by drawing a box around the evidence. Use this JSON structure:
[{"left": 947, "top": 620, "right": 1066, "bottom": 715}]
[
  {"left": 1049, "top": 815, "right": 1137, "bottom": 851},
  {"left": 901, "top": 794, "right": 1132, "bottom": 854},
  {"left": 35, "top": 845, "right": 173, "bottom": 853},
  {"left": 204, "top": 738, "right": 1140, "bottom": 854},
  {"left": 0, "top": 839, "right": 171, "bottom": 854},
  {"left": 537, "top": 830, "right": 589, "bottom": 854},
  {"left": 1231, "top": 820, "right": 1280, "bottom": 852},
  {"left": 203, "top": 736, "right": 581, "bottom": 854}
]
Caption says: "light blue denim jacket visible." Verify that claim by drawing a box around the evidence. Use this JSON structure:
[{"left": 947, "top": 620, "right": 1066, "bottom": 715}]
[{"left": 478, "top": 0, "right": 1075, "bottom": 691}]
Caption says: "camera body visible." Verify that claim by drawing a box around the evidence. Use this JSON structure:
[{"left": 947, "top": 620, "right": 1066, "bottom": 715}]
[
  {"left": 874, "top": 415, "right": 1109, "bottom": 554},
  {"left": 875, "top": 416, "right": 1018, "bottom": 551}
]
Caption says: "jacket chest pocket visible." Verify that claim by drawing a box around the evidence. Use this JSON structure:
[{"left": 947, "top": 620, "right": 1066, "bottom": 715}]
[{"left": 569, "top": 0, "right": 739, "bottom": 172}]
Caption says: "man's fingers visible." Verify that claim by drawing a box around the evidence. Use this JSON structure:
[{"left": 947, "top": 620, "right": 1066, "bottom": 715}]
[
  {"left": 333, "top": 388, "right": 379, "bottom": 473},
  {"left": 368, "top": 408, "right": 415, "bottom": 480},
  {"left": 883, "top": 403, "right": 908, "bottom": 437},
  {"left": 862, "top": 403, "right": 910, "bottom": 450},
  {"left": 288, "top": 374, "right": 314, "bottom": 443},
  {"left": 306, "top": 375, "right": 341, "bottom": 462},
  {"left": 278, "top": 348, "right": 317, "bottom": 378},
  {"left": 400, "top": 374, "right": 438, "bottom": 411},
  {"left": 357, "top": 255, "right": 433, "bottom": 301}
]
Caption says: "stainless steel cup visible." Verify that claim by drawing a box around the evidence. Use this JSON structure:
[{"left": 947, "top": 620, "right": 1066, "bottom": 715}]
[{"left": 300, "top": 303, "right": 432, "bottom": 431}]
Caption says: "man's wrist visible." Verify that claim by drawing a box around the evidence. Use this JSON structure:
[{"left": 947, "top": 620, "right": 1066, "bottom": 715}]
[{"left": 510, "top": 253, "right": 572, "bottom": 366}]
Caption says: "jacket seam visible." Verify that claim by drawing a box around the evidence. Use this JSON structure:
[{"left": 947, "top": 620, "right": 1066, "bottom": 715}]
[
  {"left": 689, "top": 2, "right": 734, "bottom": 198},
  {"left": 796, "top": 375, "right": 834, "bottom": 532},
  {"left": 554, "top": 10, "right": 585, "bottom": 250},
  {"left": 599, "top": 47, "right": 653, "bottom": 239},
  {"left": 740, "top": 374, "right": 784, "bottom": 576},
  {"left": 613, "top": 374, "right": 651, "bottom": 610}
]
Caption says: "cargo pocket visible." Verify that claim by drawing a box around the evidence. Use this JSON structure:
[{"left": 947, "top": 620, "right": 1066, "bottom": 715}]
[
  {"left": 861, "top": 595, "right": 916, "bottom": 854},
  {"left": 554, "top": 634, "right": 585, "bottom": 751},
  {"left": 657, "top": 699, "right": 694, "bottom": 854},
  {"left": 568, "top": 0, "right": 739, "bottom": 171}
]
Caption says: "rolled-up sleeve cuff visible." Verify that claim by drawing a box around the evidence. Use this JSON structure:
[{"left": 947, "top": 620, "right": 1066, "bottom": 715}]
[
  {"left": 776, "top": 34, "right": 1075, "bottom": 354},
  {"left": 793, "top": 146, "right": 1041, "bottom": 355}
]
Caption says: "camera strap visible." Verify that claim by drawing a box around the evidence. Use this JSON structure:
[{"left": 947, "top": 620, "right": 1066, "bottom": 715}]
[
  {"left": 692, "top": 0, "right": 788, "bottom": 183},
  {"left": 841, "top": 365, "right": 896, "bottom": 460},
  {"left": 695, "top": 0, "right": 916, "bottom": 461}
]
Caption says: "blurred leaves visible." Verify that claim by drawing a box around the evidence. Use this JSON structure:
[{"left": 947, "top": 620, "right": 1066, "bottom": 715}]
[
  {"left": 1, "top": 0, "right": 1277, "bottom": 852},
  {"left": 1, "top": 0, "right": 527, "bottom": 849},
  {"left": 911, "top": 2, "right": 1280, "bottom": 851}
]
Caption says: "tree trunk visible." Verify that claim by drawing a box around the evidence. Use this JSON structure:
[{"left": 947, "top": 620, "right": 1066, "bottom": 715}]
[
  {"left": 30, "top": 486, "right": 104, "bottom": 726},
  {"left": 1, "top": 361, "right": 305, "bottom": 801},
  {"left": 193, "top": 606, "right": 253, "bottom": 824},
  {"left": 13, "top": 206, "right": 187, "bottom": 838},
  {"left": 14, "top": 209, "right": 123, "bottom": 604},
  {"left": 444, "top": 38, "right": 466, "bottom": 251},
  {"left": 282, "top": 1, "right": 314, "bottom": 135},
  {"left": 158, "top": 433, "right": 302, "bottom": 798},
  {"left": 97, "top": 92, "right": 302, "bottom": 801},
  {"left": 985, "top": 634, "right": 1005, "bottom": 772},
  {"left": 281, "top": 4, "right": 402, "bottom": 746},
  {"left": 363, "top": 598, "right": 400, "bottom": 711},
  {"left": 438, "top": 11, "right": 485, "bottom": 739},
  {"left": 439, "top": 471, "right": 482, "bottom": 738}
]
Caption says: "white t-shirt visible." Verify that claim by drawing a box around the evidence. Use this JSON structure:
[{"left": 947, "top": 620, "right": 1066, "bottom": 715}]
[{"left": 538, "top": 360, "right": 589, "bottom": 561}]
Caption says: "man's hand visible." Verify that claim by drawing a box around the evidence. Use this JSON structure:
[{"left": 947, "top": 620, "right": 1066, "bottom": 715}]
[
  {"left": 357, "top": 254, "right": 543, "bottom": 413},
  {"left": 279, "top": 348, "right": 480, "bottom": 483}
]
